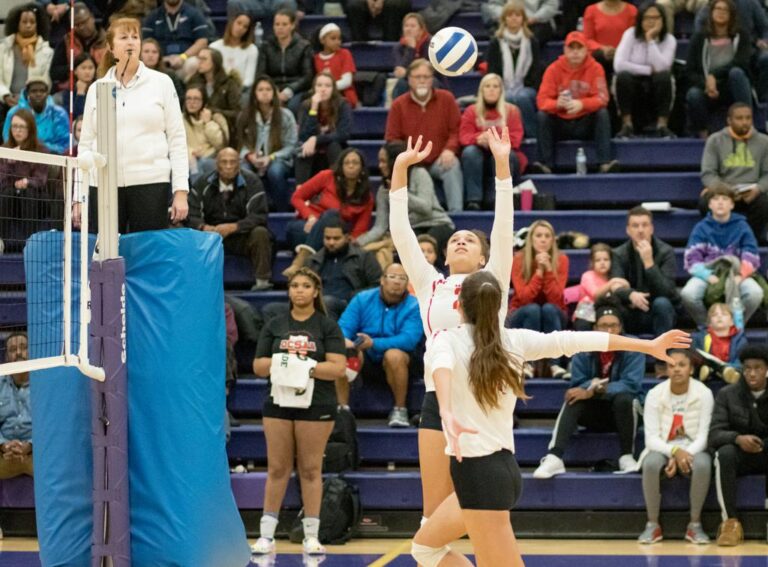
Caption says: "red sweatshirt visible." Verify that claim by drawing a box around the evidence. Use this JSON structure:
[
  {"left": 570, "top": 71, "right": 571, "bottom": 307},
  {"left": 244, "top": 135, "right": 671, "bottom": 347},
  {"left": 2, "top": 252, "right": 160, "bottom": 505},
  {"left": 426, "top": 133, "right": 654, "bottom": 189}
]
[
  {"left": 584, "top": 2, "right": 637, "bottom": 51},
  {"left": 385, "top": 89, "right": 461, "bottom": 164},
  {"left": 459, "top": 104, "right": 527, "bottom": 173},
  {"left": 509, "top": 251, "right": 569, "bottom": 312},
  {"left": 536, "top": 54, "right": 609, "bottom": 120},
  {"left": 314, "top": 48, "right": 359, "bottom": 107},
  {"left": 290, "top": 169, "right": 374, "bottom": 238}
]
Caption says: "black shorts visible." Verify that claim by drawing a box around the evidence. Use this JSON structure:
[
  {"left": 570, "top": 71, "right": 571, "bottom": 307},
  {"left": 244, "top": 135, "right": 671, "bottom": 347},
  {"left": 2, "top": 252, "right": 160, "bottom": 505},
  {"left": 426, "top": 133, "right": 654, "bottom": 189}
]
[
  {"left": 262, "top": 400, "right": 337, "bottom": 422},
  {"left": 419, "top": 391, "right": 443, "bottom": 431},
  {"left": 450, "top": 449, "right": 522, "bottom": 510}
]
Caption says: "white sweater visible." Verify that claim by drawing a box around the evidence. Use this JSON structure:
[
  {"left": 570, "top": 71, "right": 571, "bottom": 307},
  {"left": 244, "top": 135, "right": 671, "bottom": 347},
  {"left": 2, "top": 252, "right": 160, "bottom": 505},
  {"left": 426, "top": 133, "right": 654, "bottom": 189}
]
[
  {"left": 389, "top": 177, "right": 515, "bottom": 391},
  {"left": 614, "top": 28, "right": 677, "bottom": 76},
  {"left": 79, "top": 62, "right": 189, "bottom": 191},
  {"left": 428, "top": 327, "right": 609, "bottom": 458}
]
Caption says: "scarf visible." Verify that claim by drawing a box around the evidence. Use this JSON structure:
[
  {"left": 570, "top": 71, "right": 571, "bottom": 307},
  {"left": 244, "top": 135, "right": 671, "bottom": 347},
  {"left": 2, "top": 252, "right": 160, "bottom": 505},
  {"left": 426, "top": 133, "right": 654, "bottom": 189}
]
[
  {"left": 499, "top": 29, "right": 531, "bottom": 97},
  {"left": 15, "top": 34, "right": 38, "bottom": 68},
  {"left": 728, "top": 126, "right": 753, "bottom": 142}
]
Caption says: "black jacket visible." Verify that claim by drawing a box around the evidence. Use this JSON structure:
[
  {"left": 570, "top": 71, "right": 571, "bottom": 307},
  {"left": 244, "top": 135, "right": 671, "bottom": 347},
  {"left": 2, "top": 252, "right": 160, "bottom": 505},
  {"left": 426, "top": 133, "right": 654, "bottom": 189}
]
[
  {"left": 708, "top": 377, "right": 768, "bottom": 450},
  {"left": 256, "top": 33, "right": 314, "bottom": 96},
  {"left": 187, "top": 168, "right": 267, "bottom": 232},
  {"left": 611, "top": 236, "right": 679, "bottom": 304},
  {"left": 306, "top": 245, "right": 382, "bottom": 295},
  {"left": 485, "top": 35, "right": 542, "bottom": 90},
  {"left": 297, "top": 100, "right": 352, "bottom": 146}
]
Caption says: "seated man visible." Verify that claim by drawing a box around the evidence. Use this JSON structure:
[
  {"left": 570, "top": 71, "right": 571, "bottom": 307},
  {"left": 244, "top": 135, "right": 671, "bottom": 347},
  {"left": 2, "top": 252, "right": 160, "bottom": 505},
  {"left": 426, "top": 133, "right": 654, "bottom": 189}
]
[
  {"left": 0, "top": 332, "right": 33, "bottom": 480},
  {"left": 638, "top": 349, "right": 714, "bottom": 545},
  {"left": 3, "top": 77, "right": 69, "bottom": 155},
  {"left": 142, "top": 0, "right": 209, "bottom": 79},
  {"left": 337, "top": 263, "right": 423, "bottom": 427},
  {"left": 532, "top": 31, "right": 618, "bottom": 174},
  {"left": 533, "top": 304, "right": 644, "bottom": 478},
  {"left": 709, "top": 344, "right": 768, "bottom": 546},
  {"left": 187, "top": 147, "right": 274, "bottom": 291}
]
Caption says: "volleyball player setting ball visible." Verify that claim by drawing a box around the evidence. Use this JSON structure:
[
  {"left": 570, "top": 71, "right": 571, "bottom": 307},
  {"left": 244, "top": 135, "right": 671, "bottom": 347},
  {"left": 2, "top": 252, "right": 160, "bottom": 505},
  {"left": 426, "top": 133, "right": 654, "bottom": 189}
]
[
  {"left": 389, "top": 131, "right": 514, "bottom": 525},
  {"left": 411, "top": 270, "right": 692, "bottom": 566}
]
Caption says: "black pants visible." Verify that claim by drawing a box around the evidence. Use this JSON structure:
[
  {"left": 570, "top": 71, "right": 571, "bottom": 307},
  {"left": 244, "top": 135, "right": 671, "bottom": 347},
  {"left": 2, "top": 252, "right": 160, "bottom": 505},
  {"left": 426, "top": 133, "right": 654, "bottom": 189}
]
[
  {"left": 698, "top": 192, "right": 768, "bottom": 244},
  {"left": 88, "top": 182, "right": 171, "bottom": 234},
  {"left": 622, "top": 296, "right": 678, "bottom": 336},
  {"left": 714, "top": 443, "right": 768, "bottom": 519},
  {"left": 344, "top": 0, "right": 411, "bottom": 41},
  {"left": 549, "top": 393, "right": 637, "bottom": 459},
  {"left": 294, "top": 142, "right": 344, "bottom": 184},
  {"left": 615, "top": 71, "right": 674, "bottom": 126},
  {"left": 223, "top": 226, "right": 273, "bottom": 281},
  {"left": 537, "top": 109, "right": 612, "bottom": 168}
]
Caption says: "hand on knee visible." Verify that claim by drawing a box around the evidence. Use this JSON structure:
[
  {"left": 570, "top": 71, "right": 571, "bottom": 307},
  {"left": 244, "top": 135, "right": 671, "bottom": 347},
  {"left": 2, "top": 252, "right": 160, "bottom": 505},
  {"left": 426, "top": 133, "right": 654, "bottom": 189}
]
[{"left": 411, "top": 542, "right": 451, "bottom": 567}]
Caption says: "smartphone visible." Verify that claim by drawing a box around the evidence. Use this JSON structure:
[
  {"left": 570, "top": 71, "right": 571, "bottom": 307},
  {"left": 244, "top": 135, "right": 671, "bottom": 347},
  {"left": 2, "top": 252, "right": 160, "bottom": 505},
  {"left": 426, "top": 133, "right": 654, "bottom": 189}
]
[{"left": 353, "top": 336, "right": 365, "bottom": 348}]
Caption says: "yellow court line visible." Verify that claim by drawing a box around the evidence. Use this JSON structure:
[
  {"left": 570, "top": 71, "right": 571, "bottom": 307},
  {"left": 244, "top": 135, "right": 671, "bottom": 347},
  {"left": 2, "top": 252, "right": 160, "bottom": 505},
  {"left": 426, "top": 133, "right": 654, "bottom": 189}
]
[{"left": 367, "top": 539, "right": 412, "bottom": 567}]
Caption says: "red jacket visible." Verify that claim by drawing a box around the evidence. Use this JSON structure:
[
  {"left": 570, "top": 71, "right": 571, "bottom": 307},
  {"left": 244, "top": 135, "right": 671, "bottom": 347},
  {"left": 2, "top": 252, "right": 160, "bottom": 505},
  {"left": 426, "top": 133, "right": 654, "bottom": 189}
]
[
  {"left": 290, "top": 169, "right": 373, "bottom": 238},
  {"left": 536, "top": 54, "right": 609, "bottom": 120},
  {"left": 385, "top": 89, "right": 461, "bottom": 164},
  {"left": 459, "top": 104, "right": 527, "bottom": 173},
  {"left": 510, "top": 251, "right": 569, "bottom": 312}
]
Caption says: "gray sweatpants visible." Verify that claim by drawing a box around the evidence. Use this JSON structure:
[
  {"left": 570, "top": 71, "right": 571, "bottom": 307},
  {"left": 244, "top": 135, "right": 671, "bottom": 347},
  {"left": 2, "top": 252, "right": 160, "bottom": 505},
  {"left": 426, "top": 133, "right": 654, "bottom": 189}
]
[{"left": 642, "top": 450, "right": 712, "bottom": 523}]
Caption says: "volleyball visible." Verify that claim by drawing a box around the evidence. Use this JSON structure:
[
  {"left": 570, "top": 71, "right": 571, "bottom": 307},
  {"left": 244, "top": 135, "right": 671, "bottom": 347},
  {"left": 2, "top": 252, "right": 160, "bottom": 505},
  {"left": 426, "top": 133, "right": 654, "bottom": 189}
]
[{"left": 428, "top": 26, "right": 478, "bottom": 76}]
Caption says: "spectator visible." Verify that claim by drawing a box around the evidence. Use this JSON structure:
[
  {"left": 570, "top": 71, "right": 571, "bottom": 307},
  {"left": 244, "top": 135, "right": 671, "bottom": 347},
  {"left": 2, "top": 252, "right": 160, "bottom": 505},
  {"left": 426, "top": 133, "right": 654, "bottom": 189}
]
[
  {"left": 50, "top": 2, "right": 107, "bottom": 93},
  {"left": 305, "top": 219, "right": 383, "bottom": 319},
  {"left": 686, "top": 0, "right": 752, "bottom": 138},
  {"left": 250, "top": 267, "right": 346, "bottom": 558},
  {"left": 506, "top": 220, "right": 569, "bottom": 378},
  {"left": 532, "top": 32, "right": 617, "bottom": 174},
  {"left": 344, "top": 0, "right": 412, "bottom": 42},
  {"left": 237, "top": 75, "right": 298, "bottom": 212},
  {"left": 182, "top": 86, "right": 229, "bottom": 183},
  {"left": 294, "top": 72, "right": 352, "bottom": 184},
  {"left": 484, "top": 1, "right": 542, "bottom": 139},
  {"left": 358, "top": 141, "right": 454, "bottom": 267},
  {"left": 256, "top": 9, "right": 314, "bottom": 116},
  {"left": 658, "top": 0, "right": 708, "bottom": 32},
  {"left": 613, "top": 2, "right": 677, "bottom": 138},
  {"left": 709, "top": 344, "right": 768, "bottom": 547},
  {"left": 0, "top": 332, "right": 33, "bottom": 480},
  {"left": 3, "top": 77, "right": 69, "bottom": 156},
  {"left": 140, "top": 37, "right": 186, "bottom": 102},
  {"left": 481, "top": 0, "right": 558, "bottom": 46},
  {"left": 40, "top": 0, "right": 71, "bottom": 45},
  {"left": 284, "top": 148, "right": 374, "bottom": 277},
  {"left": 210, "top": 12, "right": 258, "bottom": 94},
  {"left": 637, "top": 349, "right": 714, "bottom": 545},
  {"left": 700, "top": 102, "right": 768, "bottom": 243},
  {"left": 337, "top": 263, "right": 423, "bottom": 427},
  {"left": 141, "top": 0, "right": 209, "bottom": 80},
  {"left": 391, "top": 13, "right": 432, "bottom": 100},
  {"left": 0, "top": 3, "right": 52, "bottom": 129},
  {"left": 460, "top": 74, "right": 526, "bottom": 210},
  {"left": 314, "top": 24, "right": 359, "bottom": 108},
  {"left": 533, "top": 303, "right": 644, "bottom": 478},
  {"left": 692, "top": 303, "right": 746, "bottom": 383},
  {"left": 186, "top": 48, "right": 242, "bottom": 134},
  {"left": 54, "top": 53, "right": 95, "bottom": 122},
  {"left": 681, "top": 186, "right": 763, "bottom": 328},
  {"left": 584, "top": 0, "right": 638, "bottom": 74},
  {"left": 188, "top": 147, "right": 274, "bottom": 291},
  {"left": 611, "top": 206, "right": 679, "bottom": 338},
  {"left": 572, "top": 242, "right": 630, "bottom": 331},
  {"left": 385, "top": 59, "right": 464, "bottom": 212}
]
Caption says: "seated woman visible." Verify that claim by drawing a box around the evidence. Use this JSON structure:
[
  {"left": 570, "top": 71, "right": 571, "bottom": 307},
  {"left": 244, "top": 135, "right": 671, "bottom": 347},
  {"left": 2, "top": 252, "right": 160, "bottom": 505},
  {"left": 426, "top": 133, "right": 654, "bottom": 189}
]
[
  {"left": 584, "top": 0, "right": 639, "bottom": 74},
  {"left": 485, "top": 1, "right": 542, "bottom": 139},
  {"left": 210, "top": 11, "right": 258, "bottom": 95},
  {"left": 294, "top": 72, "right": 352, "bottom": 184},
  {"left": 186, "top": 47, "right": 243, "bottom": 135},
  {"left": 53, "top": 53, "right": 95, "bottom": 120},
  {"left": 614, "top": 2, "right": 677, "bottom": 138},
  {"left": 391, "top": 13, "right": 432, "bottom": 101},
  {"left": 481, "top": 0, "right": 558, "bottom": 46},
  {"left": 236, "top": 75, "right": 298, "bottom": 212},
  {"left": 183, "top": 86, "right": 229, "bottom": 183},
  {"left": 140, "top": 38, "right": 185, "bottom": 100},
  {"left": 314, "top": 23, "right": 359, "bottom": 108},
  {"left": 283, "top": 148, "right": 374, "bottom": 276},
  {"left": 460, "top": 73, "right": 527, "bottom": 210},
  {"left": 506, "top": 219, "right": 569, "bottom": 378},
  {"left": 685, "top": 0, "right": 752, "bottom": 138}
]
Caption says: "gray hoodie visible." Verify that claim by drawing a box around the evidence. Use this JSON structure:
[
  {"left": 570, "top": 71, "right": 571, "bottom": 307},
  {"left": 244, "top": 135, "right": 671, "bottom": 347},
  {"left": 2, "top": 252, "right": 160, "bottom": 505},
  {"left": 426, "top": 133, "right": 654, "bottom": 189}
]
[{"left": 701, "top": 127, "right": 768, "bottom": 193}]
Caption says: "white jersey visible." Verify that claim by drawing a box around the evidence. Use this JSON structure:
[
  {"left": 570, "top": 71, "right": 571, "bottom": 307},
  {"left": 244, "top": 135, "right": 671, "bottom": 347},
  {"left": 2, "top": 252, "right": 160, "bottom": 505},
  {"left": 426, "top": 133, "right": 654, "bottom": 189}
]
[
  {"left": 427, "top": 327, "right": 610, "bottom": 458},
  {"left": 389, "top": 177, "right": 515, "bottom": 391}
]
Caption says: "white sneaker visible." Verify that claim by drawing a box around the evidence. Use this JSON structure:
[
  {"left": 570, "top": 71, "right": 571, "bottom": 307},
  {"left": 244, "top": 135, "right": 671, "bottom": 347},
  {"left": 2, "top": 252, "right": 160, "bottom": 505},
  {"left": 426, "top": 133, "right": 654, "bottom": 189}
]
[
  {"left": 533, "top": 454, "right": 566, "bottom": 479},
  {"left": 250, "top": 537, "right": 276, "bottom": 555},
  {"left": 619, "top": 454, "right": 639, "bottom": 472},
  {"left": 523, "top": 363, "right": 534, "bottom": 379},
  {"left": 388, "top": 407, "right": 410, "bottom": 428},
  {"left": 303, "top": 536, "right": 326, "bottom": 555},
  {"left": 550, "top": 364, "right": 568, "bottom": 379}
]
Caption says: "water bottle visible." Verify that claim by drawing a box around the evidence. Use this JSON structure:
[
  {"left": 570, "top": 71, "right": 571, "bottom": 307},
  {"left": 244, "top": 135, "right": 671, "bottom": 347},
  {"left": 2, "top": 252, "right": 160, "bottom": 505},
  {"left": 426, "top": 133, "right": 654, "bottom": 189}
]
[
  {"left": 577, "top": 17, "right": 584, "bottom": 32},
  {"left": 576, "top": 147, "right": 587, "bottom": 176},
  {"left": 730, "top": 296, "right": 745, "bottom": 330},
  {"left": 254, "top": 21, "right": 264, "bottom": 47}
]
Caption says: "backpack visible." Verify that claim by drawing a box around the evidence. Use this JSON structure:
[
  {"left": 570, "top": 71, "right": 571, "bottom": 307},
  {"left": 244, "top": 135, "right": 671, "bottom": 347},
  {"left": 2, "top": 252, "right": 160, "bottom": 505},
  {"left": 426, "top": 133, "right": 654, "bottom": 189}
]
[
  {"left": 289, "top": 477, "right": 363, "bottom": 544},
  {"left": 322, "top": 409, "right": 359, "bottom": 473}
]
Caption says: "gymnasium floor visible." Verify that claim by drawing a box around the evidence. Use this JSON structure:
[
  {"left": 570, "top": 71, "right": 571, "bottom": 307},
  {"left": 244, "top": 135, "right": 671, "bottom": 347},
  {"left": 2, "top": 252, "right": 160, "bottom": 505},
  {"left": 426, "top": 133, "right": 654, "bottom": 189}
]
[{"left": 1, "top": 539, "right": 767, "bottom": 566}]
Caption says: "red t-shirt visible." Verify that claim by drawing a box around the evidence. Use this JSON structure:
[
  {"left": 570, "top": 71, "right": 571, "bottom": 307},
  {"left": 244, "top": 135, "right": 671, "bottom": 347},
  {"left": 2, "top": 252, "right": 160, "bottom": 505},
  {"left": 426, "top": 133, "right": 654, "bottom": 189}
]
[
  {"left": 584, "top": 2, "right": 638, "bottom": 51},
  {"left": 314, "top": 49, "right": 359, "bottom": 107}
]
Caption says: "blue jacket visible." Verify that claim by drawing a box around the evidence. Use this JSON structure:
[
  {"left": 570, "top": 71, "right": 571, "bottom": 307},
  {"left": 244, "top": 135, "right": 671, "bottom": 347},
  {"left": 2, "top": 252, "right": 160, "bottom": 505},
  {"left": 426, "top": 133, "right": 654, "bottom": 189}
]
[
  {"left": 3, "top": 90, "right": 70, "bottom": 155},
  {"left": 0, "top": 376, "right": 31, "bottom": 444},
  {"left": 569, "top": 335, "right": 645, "bottom": 400},
  {"left": 692, "top": 328, "right": 747, "bottom": 368},
  {"left": 338, "top": 288, "right": 423, "bottom": 363}
]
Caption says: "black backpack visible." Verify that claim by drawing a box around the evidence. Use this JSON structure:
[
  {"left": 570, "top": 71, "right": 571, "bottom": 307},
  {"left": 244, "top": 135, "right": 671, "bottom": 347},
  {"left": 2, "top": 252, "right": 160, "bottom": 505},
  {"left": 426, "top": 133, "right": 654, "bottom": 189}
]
[
  {"left": 289, "top": 477, "right": 363, "bottom": 544},
  {"left": 322, "top": 409, "right": 359, "bottom": 473}
]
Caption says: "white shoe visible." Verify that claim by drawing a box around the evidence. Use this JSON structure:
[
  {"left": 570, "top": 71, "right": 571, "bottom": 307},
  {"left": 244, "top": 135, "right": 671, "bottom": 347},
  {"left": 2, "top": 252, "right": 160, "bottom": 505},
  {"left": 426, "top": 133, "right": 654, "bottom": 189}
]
[
  {"left": 303, "top": 536, "right": 326, "bottom": 555},
  {"left": 250, "top": 537, "right": 276, "bottom": 555},
  {"left": 550, "top": 364, "right": 568, "bottom": 379},
  {"left": 523, "top": 363, "right": 534, "bottom": 379},
  {"left": 619, "top": 454, "right": 639, "bottom": 472},
  {"left": 533, "top": 454, "right": 565, "bottom": 479}
]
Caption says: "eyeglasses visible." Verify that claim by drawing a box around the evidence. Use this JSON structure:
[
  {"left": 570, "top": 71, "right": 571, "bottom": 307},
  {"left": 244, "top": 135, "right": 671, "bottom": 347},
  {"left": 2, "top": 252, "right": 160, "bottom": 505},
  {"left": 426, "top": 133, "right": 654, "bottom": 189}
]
[
  {"left": 384, "top": 274, "right": 408, "bottom": 282},
  {"left": 410, "top": 74, "right": 432, "bottom": 80},
  {"left": 11, "top": 124, "right": 29, "bottom": 131}
]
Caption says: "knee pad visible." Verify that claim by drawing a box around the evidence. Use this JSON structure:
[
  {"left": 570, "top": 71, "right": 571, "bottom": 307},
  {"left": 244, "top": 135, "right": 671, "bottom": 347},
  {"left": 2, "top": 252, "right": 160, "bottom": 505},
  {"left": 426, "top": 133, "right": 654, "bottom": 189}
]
[{"left": 411, "top": 542, "right": 451, "bottom": 567}]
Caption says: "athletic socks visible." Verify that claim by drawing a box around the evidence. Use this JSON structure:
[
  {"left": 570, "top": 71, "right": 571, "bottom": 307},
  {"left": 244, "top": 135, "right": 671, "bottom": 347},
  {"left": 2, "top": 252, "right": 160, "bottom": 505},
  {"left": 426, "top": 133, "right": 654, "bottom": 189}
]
[
  {"left": 303, "top": 517, "right": 321, "bottom": 539},
  {"left": 260, "top": 512, "right": 279, "bottom": 540}
]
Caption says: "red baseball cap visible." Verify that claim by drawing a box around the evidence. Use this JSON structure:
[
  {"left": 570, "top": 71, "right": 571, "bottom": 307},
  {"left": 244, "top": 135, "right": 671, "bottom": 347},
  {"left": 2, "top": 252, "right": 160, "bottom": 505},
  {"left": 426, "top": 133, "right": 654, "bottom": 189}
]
[{"left": 565, "top": 31, "right": 588, "bottom": 48}]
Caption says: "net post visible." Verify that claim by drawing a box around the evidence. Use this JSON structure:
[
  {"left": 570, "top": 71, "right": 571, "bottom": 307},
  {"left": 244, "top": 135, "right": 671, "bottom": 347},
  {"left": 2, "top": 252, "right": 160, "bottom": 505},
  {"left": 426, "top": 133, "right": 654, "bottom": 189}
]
[{"left": 95, "top": 82, "right": 119, "bottom": 261}]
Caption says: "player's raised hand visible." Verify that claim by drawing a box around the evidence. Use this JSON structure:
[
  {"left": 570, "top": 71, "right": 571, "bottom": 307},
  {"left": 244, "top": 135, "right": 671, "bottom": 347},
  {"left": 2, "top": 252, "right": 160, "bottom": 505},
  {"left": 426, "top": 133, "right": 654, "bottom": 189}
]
[
  {"left": 391, "top": 135, "right": 433, "bottom": 192},
  {"left": 649, "top": 330, "right": 692, "bottom": 363},
  {"left": 488, "top": 126, "right": 511, "bottom": 159}
]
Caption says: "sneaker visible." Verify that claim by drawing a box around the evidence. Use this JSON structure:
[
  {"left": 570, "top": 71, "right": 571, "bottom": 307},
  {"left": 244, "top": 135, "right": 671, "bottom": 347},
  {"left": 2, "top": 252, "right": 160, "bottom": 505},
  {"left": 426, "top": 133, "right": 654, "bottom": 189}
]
[
  {"left": 685, "top": 522, "right": 711, "bottom": 544},
  {"left": 619, "top": 454, "right": 639, "bottom": 472},
  {"left": 617, "top": 124, "right": 635, "bottom": 139},
  {"left": 465, "top": 201, "right": 482, "bottom": 211},
  {"left": 388, "top": 407, "right": 410, "bottom": 428},
  {"left": 699, "top": 365, "right": 712, "bottom": 382},
  {"left": 550, "top": 364, "right": 568, "bottom": 379},
  {"left": 523, "top": 363, "right": 534, "bottom": 379},
  {"left": 656, "top": 126, "right": 676, "bottom": 139},
  {"left": 251, "top": 279, "right": 274, "bottom": 292},
  {"left": 722, "top": 366, "right": 740, "bottom": 384},
  {"left": 529, "top": 161, "right": 553, "bottom": 174},
  {"left": 638, "top": 522, "right": 663, "bottom": 544},
  {"left": 251, "top": 537, "right": 276, "bottom": 555},
  {"left": 598, "top": 160, "right": 620, "bottom": 174},
  {"left": 716, "top": 518, "right": 743, "bottom": 546},
  {"left": 533, "top": 454, "right": 566, "bottom": 479},
  {"left": 303, "top": 536, "right": 326, "bottom": 555}
]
